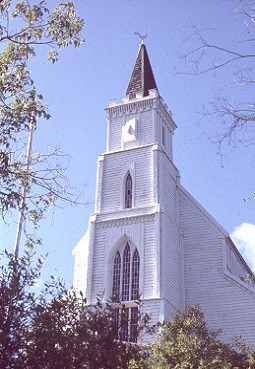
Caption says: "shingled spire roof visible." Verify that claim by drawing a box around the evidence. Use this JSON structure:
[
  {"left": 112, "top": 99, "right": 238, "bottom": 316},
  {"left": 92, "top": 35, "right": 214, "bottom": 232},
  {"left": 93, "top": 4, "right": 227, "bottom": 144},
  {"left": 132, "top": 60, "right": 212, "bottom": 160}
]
[{"left": 126, "top": 43, "right": 158, "bottom": 99}]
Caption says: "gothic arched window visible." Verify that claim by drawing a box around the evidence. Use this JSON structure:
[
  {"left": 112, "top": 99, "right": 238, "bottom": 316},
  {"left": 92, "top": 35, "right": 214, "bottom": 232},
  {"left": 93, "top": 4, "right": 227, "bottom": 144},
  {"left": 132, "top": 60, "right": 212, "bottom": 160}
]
[
  {"left": 122, "top": 243, "right": 131, "bottom": 301},
  {"left": 112, "top": 251, "right": 121, "bottom": 302},
  {"left": 125, "top": 172, "right": 132, "bottom": 208},
  {"left": 111, "top": 244, "right": 140, "bottom": 342},
  {"left": 131, "top": 249, "right": 140, "bottom": 300}
]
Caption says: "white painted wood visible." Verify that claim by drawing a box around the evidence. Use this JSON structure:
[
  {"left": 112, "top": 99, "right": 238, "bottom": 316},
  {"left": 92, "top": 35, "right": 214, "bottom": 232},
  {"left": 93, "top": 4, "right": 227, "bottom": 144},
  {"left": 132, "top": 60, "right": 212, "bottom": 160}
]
[
  {"left": 179, "top": 188, "right": 255, "bottom": 345},
  {"left": 73, "top": 77, "right": 255, "bottom": 345}
]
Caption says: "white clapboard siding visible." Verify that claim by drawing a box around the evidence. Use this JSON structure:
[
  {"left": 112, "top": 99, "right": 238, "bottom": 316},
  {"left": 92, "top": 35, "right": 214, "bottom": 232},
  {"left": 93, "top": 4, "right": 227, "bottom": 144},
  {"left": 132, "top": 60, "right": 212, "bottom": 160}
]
[
  {"left": 106, "top": 100, "right": 155, "bottom": 153},
  {"left": 179, "top": 186, "right": 255, "bottom": 345},
  {"left": 138, "top": 110, "right": 154, "bottom": 145},
  {"left": 73, "top": 66, "right": 255, "bottom": 346},
  {"left": 89, "top": 214, "right": 161, "bottom": 304},
  {"left": 155, "top": 108, "right": 174, "bottom": 160},
  {"left": 107, "top": 115, "right": 123, "bottom": 152},
  {"left": 159, "top": 150, "right": 180, "bottom": 220},
  {"left": 72, "top": 231, "right": 89, "bottom": 296},
  {"left": 143, "top": 298, "right": 163, "bottom": 321},
  {"left": 90, "top": 226, "right": 107, "bottom": 301},
  {"left": 161, "top": 212, "right": 182, "bottom": 306},
  {"left": 142, "top": 219, "right": 158, "bottom": 298},
  {"left": 100, "top": 146, "right": 154, "bottom": 212}
]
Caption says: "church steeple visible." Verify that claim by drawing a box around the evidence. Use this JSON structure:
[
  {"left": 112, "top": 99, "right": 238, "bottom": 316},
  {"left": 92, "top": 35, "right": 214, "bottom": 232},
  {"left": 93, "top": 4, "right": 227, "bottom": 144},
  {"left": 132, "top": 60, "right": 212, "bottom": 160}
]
[{"left": 126, "top": 43, "right": 158, "bottom": 99}]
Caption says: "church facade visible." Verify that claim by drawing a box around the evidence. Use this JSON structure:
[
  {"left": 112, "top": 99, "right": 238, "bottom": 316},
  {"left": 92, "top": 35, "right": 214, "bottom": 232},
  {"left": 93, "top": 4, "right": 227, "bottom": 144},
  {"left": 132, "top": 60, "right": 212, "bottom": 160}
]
[{"left": 73, "top": 44, "right": 255, "bottom": 345}]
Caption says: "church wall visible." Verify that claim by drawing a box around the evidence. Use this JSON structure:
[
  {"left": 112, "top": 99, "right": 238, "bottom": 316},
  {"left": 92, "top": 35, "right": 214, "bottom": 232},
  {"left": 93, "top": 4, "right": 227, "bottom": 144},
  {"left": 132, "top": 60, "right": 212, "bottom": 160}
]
[
  {"left": 134, "top": 147, "right": 154, "bottom": 208},
  {"left": 163, "top": 298, "right": 181, "bottom": 321},
  {"left": 88, "top": 214, "right": 161, "bottom": 305},
  {"left": 73, "top": 41, "right": 255, "bottom": 346},
  {"left": 138, "top": 109, "right": 154, "bottom": 146},
  {"left": 154, "top": 106, "right": 173, "bottom": 160},
  {"left": 179, "top": 188, "right": 255, "bottom": 345},
  {"left": 107, "top": 103, "right": 156, "bottom": 153},
  {"left": 179, "top": 187, "right": 227, "bottom": 308},
  {"left": 153, "top": 149, "right": 183, "bottom": 317},
  {"left": 100, "top": 146, "right": 154, "bottom": 212},
  {"left": 213, "top": 271, "right": 255, "bottom": 345},
  {"left": 107, "top": 115, "right": 123, "bottom": 152},
  {"left": 142, "top": 216, "right": 159, "bottom": 299},
  {"left": 89, "top": 223, "right": 107, "bottom": 302},
  {"left": 140, "top": 298, "right": 164, "bottom": 339},
  {"left": 158, "top": 150, "right": 179, "bottom": 220},
  {"left": 161, "top": 212, "right": 183, "bottom": 317},
  {"left": 99, "top": 154, "right": 121, "bottom": 212},
  {"left": 72, "top": 232, "right": 89, "bottom": 296}
]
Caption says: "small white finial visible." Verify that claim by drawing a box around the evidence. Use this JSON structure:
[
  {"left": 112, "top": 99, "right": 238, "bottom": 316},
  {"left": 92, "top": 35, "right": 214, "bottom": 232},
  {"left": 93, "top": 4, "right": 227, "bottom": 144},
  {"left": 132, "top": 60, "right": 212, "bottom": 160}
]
[{"left": 134, "top": 32, "right": 148, "bottom": 44}]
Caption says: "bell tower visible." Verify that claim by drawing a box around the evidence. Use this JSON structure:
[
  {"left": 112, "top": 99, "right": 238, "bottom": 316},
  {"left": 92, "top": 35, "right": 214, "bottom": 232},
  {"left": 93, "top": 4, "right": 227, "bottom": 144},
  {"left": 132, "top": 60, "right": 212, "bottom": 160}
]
[{"left": 73, "top": 43, "right": 183, "bottom": 342}]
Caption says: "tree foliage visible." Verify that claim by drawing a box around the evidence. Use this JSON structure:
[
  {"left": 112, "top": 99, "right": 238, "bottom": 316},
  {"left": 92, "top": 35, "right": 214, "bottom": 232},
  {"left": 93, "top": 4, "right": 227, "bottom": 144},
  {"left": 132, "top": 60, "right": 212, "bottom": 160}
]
[
  {"left": 0, "top": 5, "right": 145, "bottom": 366},
  {"left": 0, "top": 251, "right": 144, "bottom": 369},
  {"left": 1, "top": 252, "right": 255, "bottom": 369},
  {"left": 130, "top": 306, "right": 255, "bottom": 369},
  {"left": 0, "top": 0, "right": 84, "bottom": 251},
  {"left": 0, "top": 251, "right": 45, "bottom": 368},
  {"left": 180, "top": 1, "right": 255, "bottom": 149}
]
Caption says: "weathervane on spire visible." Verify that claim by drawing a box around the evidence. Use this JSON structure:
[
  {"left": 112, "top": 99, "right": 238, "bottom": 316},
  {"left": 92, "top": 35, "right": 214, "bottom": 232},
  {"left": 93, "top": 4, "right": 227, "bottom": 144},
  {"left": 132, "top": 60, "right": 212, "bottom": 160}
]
[{"left": 134, "top": 32, "right": 148, "bottom": 44}]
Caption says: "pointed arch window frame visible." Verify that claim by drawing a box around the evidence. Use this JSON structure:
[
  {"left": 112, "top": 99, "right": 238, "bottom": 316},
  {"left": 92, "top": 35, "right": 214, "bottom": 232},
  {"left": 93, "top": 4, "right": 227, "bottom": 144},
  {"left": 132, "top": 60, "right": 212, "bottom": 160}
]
[
  {"left": 112, "top": 251, "right": 121, "bottom": 302},
  {"left": 111, "top": 242, "right": 140, "bottom": 303},
  {"left": 124, "top": 171, "right": 133, "bottom": 209},
  {"left": 111, "top": 242, "right": 141, "bottom": 343},
  {"left": 121, "top": 164, "right": 135, "bottom": 210}
]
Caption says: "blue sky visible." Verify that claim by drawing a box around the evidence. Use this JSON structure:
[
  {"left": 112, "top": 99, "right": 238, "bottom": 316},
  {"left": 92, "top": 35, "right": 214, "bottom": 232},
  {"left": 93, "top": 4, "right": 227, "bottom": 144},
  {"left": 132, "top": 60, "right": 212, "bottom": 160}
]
[{"left": 1, "top": 0, "right": 255, "bottom": 286}]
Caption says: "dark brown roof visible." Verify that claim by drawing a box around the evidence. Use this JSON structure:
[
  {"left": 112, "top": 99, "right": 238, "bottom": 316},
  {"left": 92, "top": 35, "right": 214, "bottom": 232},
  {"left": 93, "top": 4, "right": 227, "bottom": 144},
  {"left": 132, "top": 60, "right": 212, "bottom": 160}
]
[{"left": 126, "top": 44, "right": 158, "bottom": 99}]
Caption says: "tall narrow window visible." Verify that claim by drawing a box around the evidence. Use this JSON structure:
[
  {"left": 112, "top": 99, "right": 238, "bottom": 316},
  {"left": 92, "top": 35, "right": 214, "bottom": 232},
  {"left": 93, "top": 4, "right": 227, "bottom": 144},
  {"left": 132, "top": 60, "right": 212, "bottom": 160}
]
[
  {"left": 125, "top": 172, "right": 132, "bottom": 208},
  {"left": 122, "top": 243, "right": 131, "bottom": 301},
  {"left": 112, "top": 251, "right": 121, "bottom": 301},
  {"left": 162, "top": 126, "right": 166, "bottom": 146},
  {"left": 120, "top": 308, "right": 129, "bottom": 342},
  {"left": 112, "top": 244, "right": 140, "bottom": 342},
  {"left": 112, "top": 309, "right": 119, "bottom": 338},
  {"left": 131, "top": 248, "right": 140, "bottom": 300},
  {"left": 130, "top": 307, "right": 139, "bottom": 343}
]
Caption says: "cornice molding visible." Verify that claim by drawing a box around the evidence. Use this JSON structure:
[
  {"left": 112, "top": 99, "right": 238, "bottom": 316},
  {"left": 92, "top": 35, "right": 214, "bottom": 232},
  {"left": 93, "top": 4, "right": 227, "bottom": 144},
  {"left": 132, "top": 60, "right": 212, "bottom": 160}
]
[
  {"left": 95, "top": 213, "right": 155, "bottom": 229},
  {"left": 106, "top": 97, "right": 155, "bottom": 117},
  {"left": 105, "top": 96, "right": 176, "bottom": 131}
]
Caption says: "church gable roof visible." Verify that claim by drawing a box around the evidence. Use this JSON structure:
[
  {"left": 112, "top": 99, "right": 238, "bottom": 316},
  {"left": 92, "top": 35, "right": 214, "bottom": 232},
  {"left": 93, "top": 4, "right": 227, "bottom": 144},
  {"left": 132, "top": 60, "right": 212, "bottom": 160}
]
[{"left": 126, "top": 43, "right": 158, "bottom": 99}]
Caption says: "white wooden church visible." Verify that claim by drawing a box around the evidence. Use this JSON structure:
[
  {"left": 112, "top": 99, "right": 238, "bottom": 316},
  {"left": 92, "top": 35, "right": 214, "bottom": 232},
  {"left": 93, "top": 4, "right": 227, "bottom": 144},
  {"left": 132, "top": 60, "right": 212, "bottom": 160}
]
[{"left": 73, "top": 43, "right": 255, "bottom": 345}]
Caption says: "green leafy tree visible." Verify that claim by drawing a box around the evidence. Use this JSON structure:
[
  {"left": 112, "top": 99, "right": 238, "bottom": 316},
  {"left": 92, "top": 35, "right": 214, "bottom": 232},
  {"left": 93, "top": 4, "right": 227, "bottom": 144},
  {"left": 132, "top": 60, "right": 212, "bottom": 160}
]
[
  {"left": 0, "top": 251, "right": 49, "bottom": 368},
  {"left": 0, "top": 4, "right": 144, "bottom": 368},
  {"left": 130, "top": 306, "right": 255, "bottom": 369},
  {"left": 0, "top": 0, "right": 84, "bottom": 256},
  {"left": 0, "top": 251, "right": 145, "bottom": 369},
  {"left": 23, "top": 297, "right": 143, "bottom": 369}
]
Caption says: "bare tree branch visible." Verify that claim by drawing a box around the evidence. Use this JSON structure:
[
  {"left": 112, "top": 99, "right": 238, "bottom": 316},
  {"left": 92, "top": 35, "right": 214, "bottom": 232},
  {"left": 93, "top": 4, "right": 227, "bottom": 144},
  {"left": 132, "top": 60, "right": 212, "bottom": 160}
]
[{"left": 177, "top": 2, "right": 255, "bottom": 148}]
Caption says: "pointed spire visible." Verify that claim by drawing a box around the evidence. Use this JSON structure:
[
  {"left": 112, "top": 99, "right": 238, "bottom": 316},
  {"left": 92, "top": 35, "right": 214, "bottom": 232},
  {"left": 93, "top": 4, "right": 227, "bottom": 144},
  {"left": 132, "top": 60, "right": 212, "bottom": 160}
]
[{"left": 126, "top": 44, "right": 158, "bottom": 99}]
